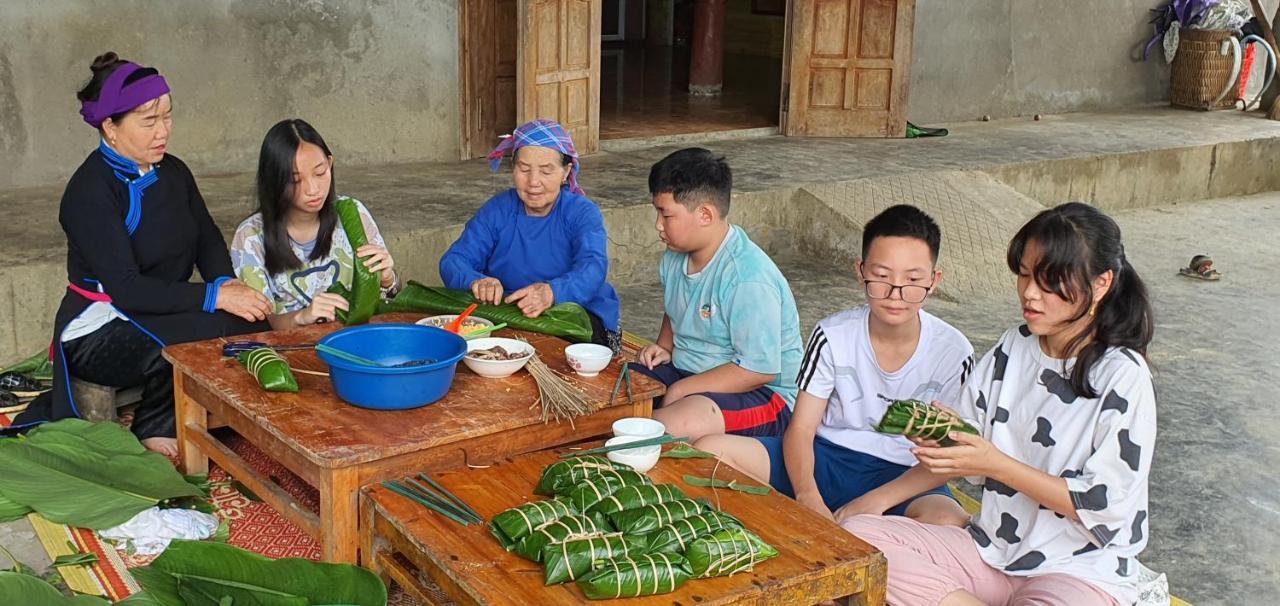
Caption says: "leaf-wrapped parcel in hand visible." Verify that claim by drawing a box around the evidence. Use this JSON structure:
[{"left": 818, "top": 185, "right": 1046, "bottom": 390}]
[
  {"left": 586, "top": 483, "right": 688, "bottom": 516},
  {"left": 535, "top": 456, "right": 631, "bottom": 496},
  {"left": 331, "top": 196, "right": 380, "bottom": 325},
  {"left": 873, "top": 398, "right": 979, "bottom": 445},
  {"left": 379, "top": 283, "right": 594, "bottom": 343},
  {"left": 565, "top": 469, "right": 653, "bottom": 511},
  {"left": 643, "top": 510, "right": 743, "bottom": 554},
  {"left": 608, "top": 499, "right": 706, "bottom": 535},
  {"left": 236, "top": 348, "right": 299, "bottom": 393},
  {"left": 576, "top": 553, "right": 693, "bottom": 600},
  {"left": 686, "top": 528, "right": 778, "bottom": 578},
  {"left": 489, "top": 498, "right": 577, "bottom": 549},
  {"left": 512, "top": 513, "right": 614, "bottom": 562},
  {"left": 542, "top": 533, "right": 649, "bottom": 585}
]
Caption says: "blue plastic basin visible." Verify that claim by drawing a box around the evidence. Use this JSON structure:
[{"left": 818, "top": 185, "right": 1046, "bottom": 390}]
[{"left": 315, "top": 323, "right": 467, "bottom": 410}]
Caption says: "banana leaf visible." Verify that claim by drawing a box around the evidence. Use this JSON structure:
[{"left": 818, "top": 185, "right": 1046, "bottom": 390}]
[
  {"left": 586, "top": 483, "right": 689, "bottom": 517},
  {"left": 643, "top": 510, "right": 743, "bottom": 554},
  {"left": 0, "top": 351, "right": 53, "bottom": 383},
  {"left": 236, "top": 348, "right": 299, "bottom": 393},
  {"left": 535, "top": 456, "right": 630, "bottom": 497},
  {"left": 564, "top": 469, "right": 653, "bottom": 512},
  {"left": 576, "top": 553, "right": 692, "bottom": 600},
  {"left": 378, "top": 282, "right": 594, "bottom": 343},
  {"left": 0, "top": 571, "right": 110, "bottom": 605},
  {"left": 541, "top": 533, "right": 649, "bottom": 585},
  {"left": 332, "top": 196, "right": 379, "bottom": 325},
  {"left": 685, "top": 528, "right": 778, "bottom": 578},
  {"left": 608, "top": 499, "right": 707, "bottom": 535},
  {"left": 129, "top": 540, "right": 386, "bottom": 606},
  {"left": 0, "top": 419, "right": 202, "bottom": 529},
  {"left": 0, "top": 492, "right": 30, "bottom": 523},
  {"left": 512, "top": 513, "right": 614, "bottom": 562},
  {"left": 490, "top": 498, "right": 578, "bottom": 547}
]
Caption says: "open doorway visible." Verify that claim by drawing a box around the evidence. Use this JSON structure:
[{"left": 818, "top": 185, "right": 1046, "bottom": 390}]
[{"left": 598, "top": 0, "right": 785, "bottom": 141}]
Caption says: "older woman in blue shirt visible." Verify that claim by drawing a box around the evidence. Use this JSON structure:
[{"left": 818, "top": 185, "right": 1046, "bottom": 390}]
[{"left": 440, "top": 120, "right": 621, "bottom": 351}]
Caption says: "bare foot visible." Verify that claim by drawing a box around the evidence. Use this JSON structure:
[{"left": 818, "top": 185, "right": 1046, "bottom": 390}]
[{"left": 141, "top": 437, "right": 179, "bottom": 459}]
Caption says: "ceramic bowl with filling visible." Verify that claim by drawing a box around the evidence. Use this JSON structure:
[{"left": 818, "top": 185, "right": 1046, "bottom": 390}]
[
  {"left": 463, "top": 337, "right": 534, "bottom": 378},
  {"left": 416, "top": 314, "right": 495, "bottom": 336},
  {"left": 564, "top": 343, "right": 613, "bottom": 377},
  {"left": 605, "top": 435, "right": 661, "bottom": 473},
  {"left": 612, "top": 417, "right": 666, "bottom": 440}
]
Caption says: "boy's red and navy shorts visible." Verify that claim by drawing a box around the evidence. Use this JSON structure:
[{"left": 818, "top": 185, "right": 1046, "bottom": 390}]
[{"left": 627, "top": 363, "right": 791, "bottom": 437}]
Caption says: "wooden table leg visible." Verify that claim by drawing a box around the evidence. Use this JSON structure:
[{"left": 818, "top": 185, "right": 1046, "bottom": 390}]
[
  {"left": 174, "top": 371, "right": 209, "bottom": 475},
  {"left": 846, "top": 557, "right": 887, "bottom": 606},
  {"left": 631, "top": 397, "right": 654, "bottom": 417},
  {"left": 320, "top": 466, "right": 360, "bottom": 563}
]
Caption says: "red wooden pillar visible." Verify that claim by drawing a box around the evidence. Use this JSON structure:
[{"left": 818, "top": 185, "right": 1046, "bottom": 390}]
[{"left": 688, "top": 0, "right": 726, "bottom": 95}]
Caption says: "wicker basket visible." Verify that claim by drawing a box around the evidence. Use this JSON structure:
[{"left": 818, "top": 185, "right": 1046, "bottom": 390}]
[{"left": 1170, "top": 28, "right": 1242, "bottom": 110}]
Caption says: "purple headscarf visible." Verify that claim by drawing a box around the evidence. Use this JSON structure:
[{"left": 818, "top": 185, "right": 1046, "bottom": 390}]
[
  {"left": 487, "top": 119, "right": 584, "bottom": 195},
  {"left": 79, "top": 62, "right": 170, "bottom": 128}
]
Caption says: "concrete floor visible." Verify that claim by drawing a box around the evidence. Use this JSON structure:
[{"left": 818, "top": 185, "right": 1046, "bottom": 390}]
[{"left": 612, "top": 192, "right": 1280, "bottom": 606}]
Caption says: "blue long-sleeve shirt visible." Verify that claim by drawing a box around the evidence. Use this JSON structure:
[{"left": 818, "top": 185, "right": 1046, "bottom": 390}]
[{"left": 439, "top": 188, "right": 621, "bottom": 332}]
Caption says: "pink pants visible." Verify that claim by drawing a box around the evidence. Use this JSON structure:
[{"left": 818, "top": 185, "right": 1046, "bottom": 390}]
[{"left": 842, "top": 515, "right": 1119, "bottom": 606}]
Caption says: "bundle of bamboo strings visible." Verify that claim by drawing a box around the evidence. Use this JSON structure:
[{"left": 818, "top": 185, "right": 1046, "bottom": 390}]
[{"left": 526, "top": 348, "right": 595, "bottom": 426}]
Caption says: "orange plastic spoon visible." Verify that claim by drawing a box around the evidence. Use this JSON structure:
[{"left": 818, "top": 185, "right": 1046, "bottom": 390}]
[{"left": 444, "top": 303, "right": 479, "bottom": 334}]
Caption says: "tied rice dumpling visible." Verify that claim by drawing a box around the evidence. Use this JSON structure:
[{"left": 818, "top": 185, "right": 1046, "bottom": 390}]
[
  {"left": 236, "top": 348, "right": 299, "bottom": 393},
  {"left": 535, "top": 456, "right": 630, "bottom": 496},
  {"left": 608, "top": 499, "right": 706, "bottom": 535},
  {"left": 541, "top": 533, "right": 649, "bottom": 586},
  {"left": 490, "top": 498, "right": 577, "bottom": 549},
  {"left": 873, "top": 398, "right": 979, "bottom": 445},
  {"left": 512, "top": 513, "right": 614, "bottom": 562},
  {"left": 643, "top": 510, "right": 743, "bottom": 554},
  {"left": 686, "top": 528, "right": 778, "bottom": 578},
  {"left": 576, "top": 553, "right": 693, "bottom": 600},
  {"left": 586, "top": 483, "right": 688, "bottom": 516},
  {"left": 564, "top": 469, "right": 653, "bottom": 512}
]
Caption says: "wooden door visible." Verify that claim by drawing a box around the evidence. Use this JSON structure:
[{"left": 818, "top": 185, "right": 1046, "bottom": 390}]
[
  {"left": 517, "top": 0, "right": 602, "bottom": 154},
  {"left": 782, "top": 0, "right": 915, "bottom": 137},
  {"left": 460, "top": 0, "right": 519, "bottom": 159}
]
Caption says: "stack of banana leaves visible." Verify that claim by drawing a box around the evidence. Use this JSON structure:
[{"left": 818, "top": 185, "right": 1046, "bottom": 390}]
[{"left": 487, "top": 456, "right": 779, "bottom": 599}]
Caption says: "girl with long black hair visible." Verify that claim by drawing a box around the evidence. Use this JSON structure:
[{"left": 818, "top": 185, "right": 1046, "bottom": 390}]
[
  {"left": 231, "top": 119, "right": 398, "bottom": 328},
  {"left": 843, "top": 202, "right": 1158, "bottom": 606}
]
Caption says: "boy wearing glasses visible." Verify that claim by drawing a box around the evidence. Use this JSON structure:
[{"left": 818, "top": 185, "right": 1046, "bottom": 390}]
[{"left": 697, "top": 205, "right": 973, "bottom": 527}]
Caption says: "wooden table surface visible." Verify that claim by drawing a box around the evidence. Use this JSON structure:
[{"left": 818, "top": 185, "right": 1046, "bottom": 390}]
[
  {"left": 361, "top": 444, "right": 886, "bottom": 606},
  {"left": 163, "top": 313, "right": 663, "bottom": 468}
]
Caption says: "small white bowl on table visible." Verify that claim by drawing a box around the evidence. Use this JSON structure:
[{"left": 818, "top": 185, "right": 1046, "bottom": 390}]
[
  {"left": 605, "top": 435, "right": 662, "bottom": 473},
  {"left": 564, "top": 343, "right": 613, "bottom": 377},
  {"left": 612, "top": 417, "right": 666, "bottom": 440},
  {"left": 462, "top": 337, "right": 534, "bottom": 378}
]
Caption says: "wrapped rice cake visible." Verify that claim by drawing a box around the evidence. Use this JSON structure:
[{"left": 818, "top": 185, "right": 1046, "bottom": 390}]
[
  {"left": 535, "top": 456, "right": 631, "bottom": 496},
  {"left": 512, "top": 513, "right": 614, "bottom": 562},
  {"left": 542, "top": 533, "right": 650, "bottom": 585},
  {"left": 686, "top": 528, "right": 778, "bottom": 578},
  {"left": 564, "top": 469, "right": 652, "bottom": 512},
  {"left": 576, "top": 553, "right": 693, "bottom": 600},
  {"left": 489, "top": 498, "right": 577, "bottom": 549},
  {"left": 585, "top": 483, "right": 688, "bottom": 517},
  {"left": 608, "top": 499, "right": 707, "bottom": 535},
  {"left": 643, "top": 510, "right": 743, "bottom": 554}
]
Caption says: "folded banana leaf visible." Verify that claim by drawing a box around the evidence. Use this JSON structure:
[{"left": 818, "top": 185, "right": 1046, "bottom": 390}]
[
  {"left": 643, "top": 510, "right": 743, "bottom": 554},
  {"left": 512, "top": 513, "right": 614, "bottom": 562},
  {"left": 686, "top": 528, "right": 778, "bottom": 578},
  {"left": 608, "top": 499, "right": 707, "bottom": 535},
  {"left": 332, "top": 196, "right": 380, "bottom": 325},
  {"left": 586, "top": 483, "right": 689, "bottom": 517},
  {"left": 541, "top": 533, "right": 649, "bottom": 585},
  {"left": 378, "top": 282, "right": 594, "bottom": 343},
  {"left": 490, "top": 498, "right": 578, "bottom": 548},
  {"left": 576, "top": 553, "right": 692, "bottom": 600},
  {"left": 535, "top": 456, "right": 631, "bottom": 497},
  {"left": 565, "top": 469, "right": 653, "bottom": 512},
  {"left": 236, "top": 348, "right": 299, "bottom": 393}
]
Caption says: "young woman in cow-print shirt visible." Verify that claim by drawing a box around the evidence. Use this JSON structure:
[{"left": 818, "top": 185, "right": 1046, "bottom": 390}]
[{"left": 843, "top": 202, "right": 1156, "bottom": 606}]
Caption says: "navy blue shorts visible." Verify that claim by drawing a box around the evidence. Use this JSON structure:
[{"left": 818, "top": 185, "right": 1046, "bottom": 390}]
[
  {"left": 758, "top": 435, "right": 954, "bottom": 516},
  {"left": 628, "top": 363, "right": 790, "bottom": 437}
]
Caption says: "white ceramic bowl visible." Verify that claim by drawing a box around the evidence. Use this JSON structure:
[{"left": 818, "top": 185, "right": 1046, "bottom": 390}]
[
  {"left": 565, "top": 343, "right": 613, "bottom": 377},
  {"left": 612, "top": 417, "right": 666, "bottom": 440},
  {"left": 416, "top": 314, "right": 494, "bottom": 337},
  {"left": 605, "top": 435, "right": 661, "bottom": 473},
  {"left": 462, "top": 337, "right": 534, "bottom": 378}
]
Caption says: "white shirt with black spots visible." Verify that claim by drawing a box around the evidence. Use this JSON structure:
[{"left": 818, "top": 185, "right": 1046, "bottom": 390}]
[
  {"left": 798, "top": 306, "right": 975, "bottom": 466},
  {"left": 954, "top": 324, "right": 1156, "bottom": 605}
]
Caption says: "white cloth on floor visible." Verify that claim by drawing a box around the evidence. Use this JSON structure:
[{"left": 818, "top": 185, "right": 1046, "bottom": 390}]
[{"left": 98, "top": 507, "right": 219, "bottom": 555}]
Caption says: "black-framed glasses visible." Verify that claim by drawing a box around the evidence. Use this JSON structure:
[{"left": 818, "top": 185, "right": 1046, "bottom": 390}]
[{"left": 863, "top": 280, "right": 934, "bottom": 303}]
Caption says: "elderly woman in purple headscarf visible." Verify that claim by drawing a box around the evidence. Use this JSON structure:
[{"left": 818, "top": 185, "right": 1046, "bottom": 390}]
[
  {"left": 440, "top": 119, "right": 621, "bottom": 351},
  {"left": 13, "top": 53, "right": 270, "bottom": 456}
]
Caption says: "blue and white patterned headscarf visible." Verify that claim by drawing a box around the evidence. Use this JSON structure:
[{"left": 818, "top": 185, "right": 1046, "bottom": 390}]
[{"left": 487, "top": 119, "right": 584, "bottom": 195}]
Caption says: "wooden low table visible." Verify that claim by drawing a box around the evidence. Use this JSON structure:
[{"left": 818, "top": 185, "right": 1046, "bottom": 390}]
[
  {"left": 163, "top": 313, "right": 662, "bottom": 563},
  {"left": 360, "top": 445, "right": 886, "bottom": 605}
]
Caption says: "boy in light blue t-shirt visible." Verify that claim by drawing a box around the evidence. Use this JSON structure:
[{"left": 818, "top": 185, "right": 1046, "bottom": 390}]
[{"left": 633, "top": 148, "right": 804, "bottom": 441}]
